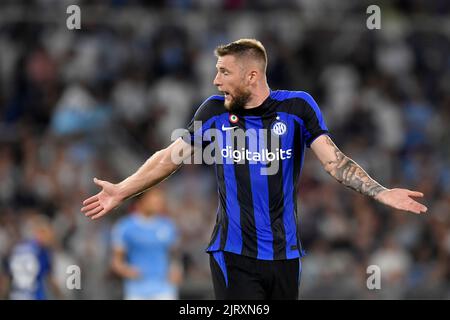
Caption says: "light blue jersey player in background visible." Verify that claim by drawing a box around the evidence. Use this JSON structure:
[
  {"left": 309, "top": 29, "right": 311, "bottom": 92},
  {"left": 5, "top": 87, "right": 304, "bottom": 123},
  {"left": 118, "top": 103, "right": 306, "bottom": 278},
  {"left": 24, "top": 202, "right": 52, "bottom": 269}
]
[
  {"left": 6, "top": 213, "right": 60, "bottom": 300},
  {"left": 111, "top": 187, "right": 182, "bottom": 300}
]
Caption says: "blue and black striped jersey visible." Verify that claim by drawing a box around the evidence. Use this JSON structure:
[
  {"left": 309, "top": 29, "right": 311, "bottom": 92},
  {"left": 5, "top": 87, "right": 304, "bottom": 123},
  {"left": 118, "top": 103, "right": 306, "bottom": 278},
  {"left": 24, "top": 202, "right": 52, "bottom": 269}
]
[{"left": 184, "top": 90, "right": 329, "bottom": 260}]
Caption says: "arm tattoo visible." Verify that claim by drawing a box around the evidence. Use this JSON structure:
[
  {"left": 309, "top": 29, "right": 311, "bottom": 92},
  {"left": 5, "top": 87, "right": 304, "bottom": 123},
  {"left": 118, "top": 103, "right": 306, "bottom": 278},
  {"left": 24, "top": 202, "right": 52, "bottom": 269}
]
[{"left": 323, "top": 136, "right": 387, "bottom": 198}]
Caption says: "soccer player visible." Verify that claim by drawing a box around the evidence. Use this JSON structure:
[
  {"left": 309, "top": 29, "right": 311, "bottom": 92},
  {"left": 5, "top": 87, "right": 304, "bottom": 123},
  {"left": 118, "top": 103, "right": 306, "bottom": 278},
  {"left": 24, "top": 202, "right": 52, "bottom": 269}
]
[
  {"left": 81, "top": 39, "right": 427, "bottom": 300},
  {"left": 111, "top": 187, "right": 181, "bottom": 300},
  {"left": 4, "top": 214, "right": 61, "bottom": 300}
]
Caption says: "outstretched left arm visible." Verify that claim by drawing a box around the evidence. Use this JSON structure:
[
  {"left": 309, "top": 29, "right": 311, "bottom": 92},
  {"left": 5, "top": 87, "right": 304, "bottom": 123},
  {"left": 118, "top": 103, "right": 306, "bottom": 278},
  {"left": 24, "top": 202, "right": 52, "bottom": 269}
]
[{"left": 311, "top": 135, "right": 428, "bottom": 214}]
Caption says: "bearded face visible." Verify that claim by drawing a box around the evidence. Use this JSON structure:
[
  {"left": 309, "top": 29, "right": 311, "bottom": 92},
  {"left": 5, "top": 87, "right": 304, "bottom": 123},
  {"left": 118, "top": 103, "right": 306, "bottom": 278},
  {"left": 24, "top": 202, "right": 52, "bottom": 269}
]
[
  {"left": 222, "top": 85, "right": 252, "bottom": 112},
  {"left": 214, "top": 55, "right": 252, "bottom": 112}
]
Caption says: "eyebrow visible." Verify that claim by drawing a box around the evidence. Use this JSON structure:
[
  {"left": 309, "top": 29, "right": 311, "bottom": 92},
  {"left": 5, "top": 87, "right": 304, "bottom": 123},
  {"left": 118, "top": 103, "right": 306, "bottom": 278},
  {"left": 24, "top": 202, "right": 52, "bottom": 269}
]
[{"left": 216, "top": 66, "right": 230, "bottom": 72}]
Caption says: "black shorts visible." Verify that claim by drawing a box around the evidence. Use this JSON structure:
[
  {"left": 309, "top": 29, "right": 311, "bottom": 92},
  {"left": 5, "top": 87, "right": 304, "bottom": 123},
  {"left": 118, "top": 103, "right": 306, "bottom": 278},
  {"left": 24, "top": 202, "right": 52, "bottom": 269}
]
[{"left": 209, "top": 251, "right": 302, "bottom": 300}]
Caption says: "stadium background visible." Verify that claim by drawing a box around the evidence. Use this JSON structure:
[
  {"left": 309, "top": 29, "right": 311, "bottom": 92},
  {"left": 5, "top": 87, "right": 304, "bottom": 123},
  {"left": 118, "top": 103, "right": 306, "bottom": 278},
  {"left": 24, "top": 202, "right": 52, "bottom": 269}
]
[{"left": 0, "top": 0, "right": 449, "bottom": 299}]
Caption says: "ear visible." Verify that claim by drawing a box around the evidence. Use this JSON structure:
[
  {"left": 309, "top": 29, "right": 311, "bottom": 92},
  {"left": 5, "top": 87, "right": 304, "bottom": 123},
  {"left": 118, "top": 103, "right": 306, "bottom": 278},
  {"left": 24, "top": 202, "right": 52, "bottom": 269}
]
[{"left": 248, "top": 70, "right": 258, "bottom": 83}]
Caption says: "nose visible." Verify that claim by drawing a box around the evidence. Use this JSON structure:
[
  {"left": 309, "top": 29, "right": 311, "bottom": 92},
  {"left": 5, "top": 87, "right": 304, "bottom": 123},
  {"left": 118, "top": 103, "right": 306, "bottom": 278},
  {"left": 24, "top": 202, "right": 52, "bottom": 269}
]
[{"left": 213, "top": 73, "right": 221, "bottom": 87}]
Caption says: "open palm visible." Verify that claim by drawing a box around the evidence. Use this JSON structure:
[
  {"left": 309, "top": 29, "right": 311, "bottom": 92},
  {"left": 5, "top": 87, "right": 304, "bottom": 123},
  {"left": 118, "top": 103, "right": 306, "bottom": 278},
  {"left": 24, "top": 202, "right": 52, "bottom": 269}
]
[
  {"left": 81, "top": 178, "right": 123, "bottom": 220},
  {"left": 375, "top": 188, "right": 428, "bottom": 214}
]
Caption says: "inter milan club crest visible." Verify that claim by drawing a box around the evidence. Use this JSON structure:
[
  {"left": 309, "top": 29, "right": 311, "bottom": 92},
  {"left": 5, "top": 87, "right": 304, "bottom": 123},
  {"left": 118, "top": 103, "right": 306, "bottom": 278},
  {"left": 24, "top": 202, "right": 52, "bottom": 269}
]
[
  {"left": 271, "top": 120, "right": 287, "bottom": 136},
  {"left": 229, "top": 114, "right": 239, "bottom": 124}
]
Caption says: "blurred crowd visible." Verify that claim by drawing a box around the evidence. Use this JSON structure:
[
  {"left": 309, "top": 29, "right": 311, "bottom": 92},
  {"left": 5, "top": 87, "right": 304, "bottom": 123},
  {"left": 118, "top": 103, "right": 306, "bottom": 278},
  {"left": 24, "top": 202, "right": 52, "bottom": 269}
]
[{"left": 0, "top": 0, "right": 449, "bottom": 299}]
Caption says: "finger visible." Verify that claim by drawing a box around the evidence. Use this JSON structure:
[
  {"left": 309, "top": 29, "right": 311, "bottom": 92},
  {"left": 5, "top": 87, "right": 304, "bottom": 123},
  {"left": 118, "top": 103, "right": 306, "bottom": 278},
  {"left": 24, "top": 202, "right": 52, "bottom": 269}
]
[
  {"left": 408, "top": 190, "right": 424, "bottom": 198},
  {"left": 85, "top": 207, "right": 103, "bottom": 217},
  {"left": 91, "top": 209, "right": 106, "bottom": 220},
  {"left": 83, "top": 195, "right": 98, "bottom": 206},
  {"left": 406, "top": 202, "right": 427, "bottom": 214},
  {"left": 84, "top": 206, "right": 104, "bottom": 217},
  {"left": 411, "top": 199, "right": 428, "bottom": 213},
  {"left": 93, "top": 177, "right": 105, "bottom": 188},
  {"left": 81, "top": 202, "right": 100, "bottom": 213},
  {"left": 403, "top": 205, "right": 421, "bottom": 214}
]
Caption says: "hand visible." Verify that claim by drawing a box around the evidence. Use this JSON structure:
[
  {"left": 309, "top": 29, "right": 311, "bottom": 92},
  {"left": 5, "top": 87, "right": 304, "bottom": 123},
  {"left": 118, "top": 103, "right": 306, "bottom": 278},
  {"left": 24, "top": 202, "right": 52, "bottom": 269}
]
[
  {"left": 375, "top": 188, "right": 428, "bottom": 214},
  {"left": 81, "top": 178, "right": 123, "bottom": 220}
]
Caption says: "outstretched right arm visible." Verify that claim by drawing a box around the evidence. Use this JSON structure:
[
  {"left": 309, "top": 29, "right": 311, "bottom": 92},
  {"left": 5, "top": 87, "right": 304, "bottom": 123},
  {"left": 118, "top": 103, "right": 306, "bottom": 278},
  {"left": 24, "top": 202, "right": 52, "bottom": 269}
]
[{"left": 81, "top": 138, "right": 193, "bottom": 220}]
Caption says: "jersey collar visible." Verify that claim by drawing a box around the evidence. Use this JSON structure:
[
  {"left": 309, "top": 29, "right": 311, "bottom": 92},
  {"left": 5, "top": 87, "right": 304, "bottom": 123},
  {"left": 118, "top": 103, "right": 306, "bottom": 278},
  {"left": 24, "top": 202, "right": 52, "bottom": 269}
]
[{"left": 237, "top": 89, "right": 275, "bottom": 117}]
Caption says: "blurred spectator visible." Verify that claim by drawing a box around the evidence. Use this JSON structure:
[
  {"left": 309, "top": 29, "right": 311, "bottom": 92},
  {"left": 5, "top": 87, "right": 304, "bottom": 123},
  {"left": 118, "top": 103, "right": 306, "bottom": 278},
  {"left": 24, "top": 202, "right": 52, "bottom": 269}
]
[
  {"left": 2, "top": 212, "right": 62, "bottom": 300},
  {"left": 369, "top": 235, "right": 412, "bottom": 299},
  {"left": 111, "top": 187, "right": 182, "bottom": 299}
]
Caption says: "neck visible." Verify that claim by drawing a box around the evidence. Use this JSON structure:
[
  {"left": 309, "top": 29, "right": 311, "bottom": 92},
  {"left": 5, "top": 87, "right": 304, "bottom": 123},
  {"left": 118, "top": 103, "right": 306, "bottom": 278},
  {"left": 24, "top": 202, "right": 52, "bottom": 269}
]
[
  {"left": 139, "top": 211, "right": 154, "bottom": 218},
  {"left": 244, "top": 83, "right": 271, "bottom": 109}
]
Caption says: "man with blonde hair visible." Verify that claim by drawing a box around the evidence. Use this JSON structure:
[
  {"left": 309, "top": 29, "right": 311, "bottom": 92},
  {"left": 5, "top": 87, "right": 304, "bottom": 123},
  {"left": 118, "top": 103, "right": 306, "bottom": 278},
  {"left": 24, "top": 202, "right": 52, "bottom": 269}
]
[{"left": 82, "top": 39, "right": 427, "bottom": 299}]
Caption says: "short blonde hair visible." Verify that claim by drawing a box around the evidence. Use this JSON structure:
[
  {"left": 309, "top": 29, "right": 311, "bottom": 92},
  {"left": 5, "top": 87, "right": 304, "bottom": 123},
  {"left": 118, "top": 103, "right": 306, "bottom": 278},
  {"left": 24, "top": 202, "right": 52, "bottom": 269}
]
[{"left": 214, "top": 38, "right": 267, "bottom": 72}]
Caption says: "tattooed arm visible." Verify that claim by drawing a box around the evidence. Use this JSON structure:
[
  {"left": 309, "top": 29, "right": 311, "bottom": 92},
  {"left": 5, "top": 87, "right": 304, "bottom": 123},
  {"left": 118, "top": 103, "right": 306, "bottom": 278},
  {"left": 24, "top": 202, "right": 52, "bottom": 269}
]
[{"left": 310, "top": 135, "right": 428, "bottom": 214}]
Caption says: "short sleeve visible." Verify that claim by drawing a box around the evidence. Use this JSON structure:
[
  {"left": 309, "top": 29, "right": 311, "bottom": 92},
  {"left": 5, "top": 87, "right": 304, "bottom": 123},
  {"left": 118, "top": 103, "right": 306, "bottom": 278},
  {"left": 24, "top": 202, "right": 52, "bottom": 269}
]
[
  {"left": 294, "top": 92, "right": 329, "bottom": 147},
  {"left": 182, "top": 96, "right": 224, "bottom": 149}
]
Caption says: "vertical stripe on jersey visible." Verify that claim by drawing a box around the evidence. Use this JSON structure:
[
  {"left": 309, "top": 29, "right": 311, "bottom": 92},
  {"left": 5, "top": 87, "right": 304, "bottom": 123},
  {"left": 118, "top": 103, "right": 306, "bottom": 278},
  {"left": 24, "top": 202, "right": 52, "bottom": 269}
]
[
  {"left": 208, "top": 121, "right": 225, "bottom": 252},
  {"left": 233, "top": 117, "right": 258, "bottom": 257},
  {"left": 277, "top": 112, "right": 299, "bottom": 259},
  {"left": 262, "top": 117, "right": 286, "bottom": 260},
  {"left": 244, "top": 117, "right": 273, "bottom": 260},
  {"left": 220, "top": 114, "right": 242, "bottom": 254},
  {"left": 292, "top": 119, "right": 305, "bottom": 255}
]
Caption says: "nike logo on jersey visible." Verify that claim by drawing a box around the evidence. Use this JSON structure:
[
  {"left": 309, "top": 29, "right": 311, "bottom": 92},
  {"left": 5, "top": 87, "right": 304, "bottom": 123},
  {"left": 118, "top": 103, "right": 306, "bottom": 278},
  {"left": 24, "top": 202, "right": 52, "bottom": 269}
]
[{"left": 221, "top": 125, "right": 238, "bottom": 131}]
